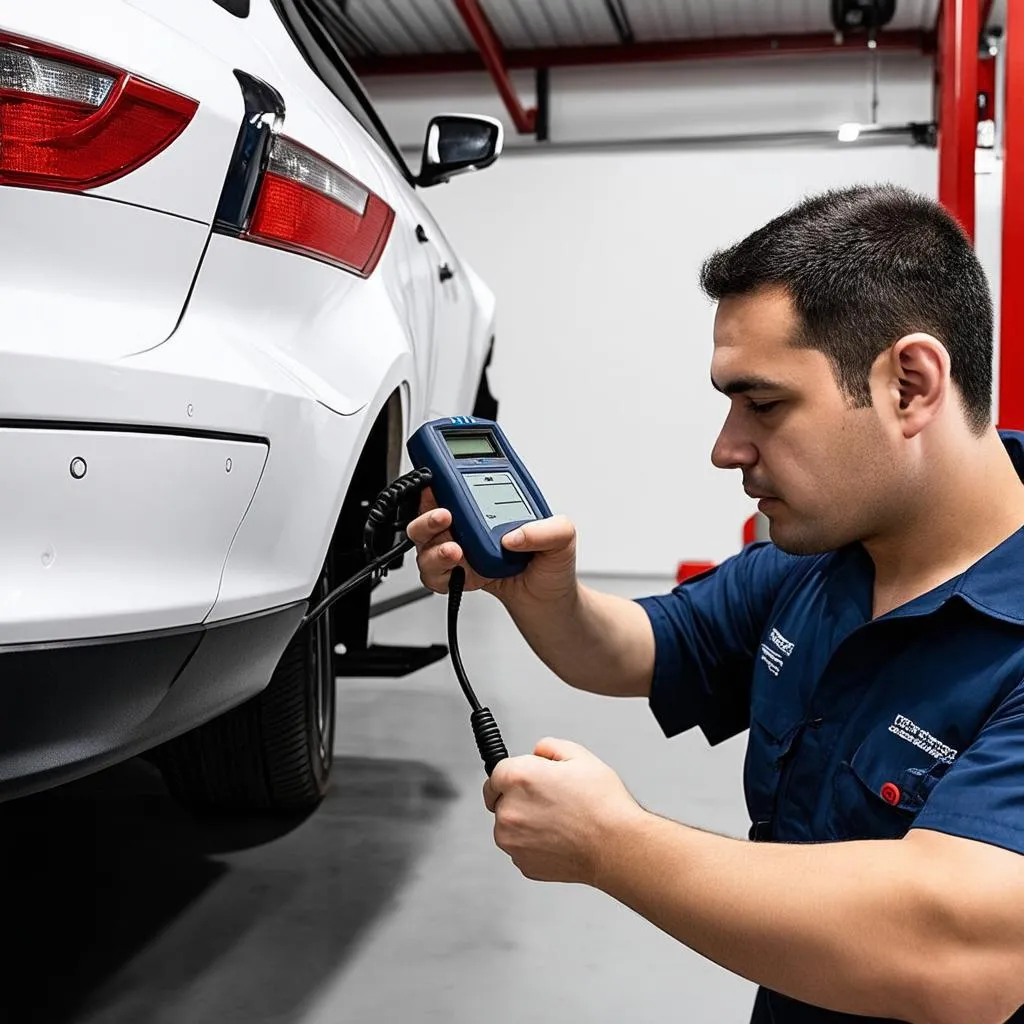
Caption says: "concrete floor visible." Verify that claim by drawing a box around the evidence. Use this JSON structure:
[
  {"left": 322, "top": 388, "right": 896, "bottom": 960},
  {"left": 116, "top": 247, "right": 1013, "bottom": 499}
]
[{"left": 0, "top": 577, "right": 757, "bottom": 1024}]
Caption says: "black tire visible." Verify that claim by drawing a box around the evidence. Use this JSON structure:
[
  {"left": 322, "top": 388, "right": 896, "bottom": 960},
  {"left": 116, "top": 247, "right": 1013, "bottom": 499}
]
[{"left": 158, "top": 565, "right": 336, "bottom": 813}]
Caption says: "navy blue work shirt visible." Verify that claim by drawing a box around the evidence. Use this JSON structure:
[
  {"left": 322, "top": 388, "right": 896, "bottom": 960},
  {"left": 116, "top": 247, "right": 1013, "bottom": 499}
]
[{"left": 636, "top": 431, "right": 1024, "bottom": 1024}]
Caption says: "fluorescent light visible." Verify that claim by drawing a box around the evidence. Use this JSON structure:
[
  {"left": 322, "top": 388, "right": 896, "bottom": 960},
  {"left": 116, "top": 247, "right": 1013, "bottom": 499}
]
[{"left": 838, "top": 122, "right": 861, "bottom": 142}]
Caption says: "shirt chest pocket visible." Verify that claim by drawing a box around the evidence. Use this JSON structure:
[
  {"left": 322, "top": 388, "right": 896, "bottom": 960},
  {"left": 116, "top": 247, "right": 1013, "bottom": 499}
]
[
  {"left": 826, "top": 727, "right": 951, "bottom": 841},
  {"left": 744, "top": 689, "right": 806, "bottom": 836}
]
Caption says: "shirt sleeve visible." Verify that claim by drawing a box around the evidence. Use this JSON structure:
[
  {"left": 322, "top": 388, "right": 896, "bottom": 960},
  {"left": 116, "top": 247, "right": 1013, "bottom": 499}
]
[
  {"left": 634, "top": 542, "right": 805, "bottom": 746},
  {"left": 912, "top": 680, "right": 1024, "bottom": 855}
]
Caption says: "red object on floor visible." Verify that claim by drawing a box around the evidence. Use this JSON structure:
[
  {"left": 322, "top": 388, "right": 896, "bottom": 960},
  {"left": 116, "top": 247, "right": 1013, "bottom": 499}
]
[{"left": 676, "top": 561, "right": 716, "bottom": 584}]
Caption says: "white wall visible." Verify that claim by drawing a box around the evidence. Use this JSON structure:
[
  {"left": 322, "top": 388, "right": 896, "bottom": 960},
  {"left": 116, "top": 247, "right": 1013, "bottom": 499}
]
[
  {"left": 420, "top": 144, "right": 938, "bottom": 575},
  {"left": 367, "top": 52, "right": 934, "bottom": 150},
  {"left": 362, "top": 56, "right": 1009, "bottom": 576}
]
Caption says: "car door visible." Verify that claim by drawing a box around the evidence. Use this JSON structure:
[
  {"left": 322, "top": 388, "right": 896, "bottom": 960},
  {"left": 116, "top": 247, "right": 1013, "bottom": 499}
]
[
  {"left": 256, "top": 0, "right": 438, "bottom": 429},
  {"left": 413, "top": 203, "right": 477, "bottom": 418},
  {"left": 271, "top": 10, "right": 476, "bottom": 421}
]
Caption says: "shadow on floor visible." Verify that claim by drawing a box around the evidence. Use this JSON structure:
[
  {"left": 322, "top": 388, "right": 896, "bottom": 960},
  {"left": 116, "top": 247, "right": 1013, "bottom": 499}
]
[{"left": 0, "top": 754, "right": 457, "bottom": 1024}]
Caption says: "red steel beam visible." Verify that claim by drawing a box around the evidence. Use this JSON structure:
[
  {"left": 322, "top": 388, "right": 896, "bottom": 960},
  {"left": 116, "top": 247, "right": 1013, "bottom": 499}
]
[
  {"left": 453, "top": 0, "right": 536, "bottom": 134},
  {"left": 937, "top": 0, "right": 978, "bottom": 238},
  {"left": 352, "top": 29, "right": 935, "bottom": 78},
  {"left": 999, "top": 0, "right": 1024, "bottom": 428}
]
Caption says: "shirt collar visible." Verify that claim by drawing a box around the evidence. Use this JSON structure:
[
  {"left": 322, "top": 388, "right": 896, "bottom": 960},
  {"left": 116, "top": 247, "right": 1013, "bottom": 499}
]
[
  {"left": 828, "top": 430, "right": 1024, "bottom": 626},
  {"left": 949, "top": 430, "right": 1024, "bottom": 625}
]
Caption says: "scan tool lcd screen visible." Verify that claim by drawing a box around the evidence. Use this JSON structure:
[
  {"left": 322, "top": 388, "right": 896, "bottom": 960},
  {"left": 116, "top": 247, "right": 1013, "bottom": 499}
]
[
  {"left": 444, "top": 432, "right": 499, "bottom": 458},
  {"left": 463, "top": 472, "right": 536, "bottom": 528}
]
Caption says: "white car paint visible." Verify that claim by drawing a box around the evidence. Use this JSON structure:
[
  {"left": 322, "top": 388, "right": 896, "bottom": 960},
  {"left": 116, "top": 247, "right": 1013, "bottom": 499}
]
[{"left": 0, "top": 0, "right": 498, "bottom": 644}]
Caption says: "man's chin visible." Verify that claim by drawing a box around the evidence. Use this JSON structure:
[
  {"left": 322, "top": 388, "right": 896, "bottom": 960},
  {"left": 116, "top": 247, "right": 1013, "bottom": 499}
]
[{"left": 766, "top": 518, "right": 836, "bottom": 556}]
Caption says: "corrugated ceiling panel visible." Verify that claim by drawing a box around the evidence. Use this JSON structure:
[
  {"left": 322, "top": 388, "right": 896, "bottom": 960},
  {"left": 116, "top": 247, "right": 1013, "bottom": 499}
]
[
  {"left": 562, "top": 0, "right": 623, "bottom": 45},
  {"left": 384, "top": 0, "right": 453, "bottom": 50},
  {"left": 525, "top": 0, "right": 577, "bottom": 44},
  {"left": 415, "top": 0, "right": 475, "bottom": 50},
  {"left": 477, "top": 0, "right": 541, "bottom": 49},
  {"left": 345, "top": 1, "right": 415, "bottom": 54},
  {"left": 618, "top": 0, "right": 669, "bottom": 40},
  {"left": 624, "top": 0, "right": 938, "bottom": 43},
  {"left": 669, "top": 0, "right": 716, "bottom": 38},
  {"left": 343, "top": 0, "right": 945, "bottom": 58},
  {"left": 481, "top": 0, "right": 559, "bottom": 47}
]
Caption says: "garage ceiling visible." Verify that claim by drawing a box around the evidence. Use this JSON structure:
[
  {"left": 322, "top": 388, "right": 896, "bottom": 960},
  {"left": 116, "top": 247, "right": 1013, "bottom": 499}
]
[
  {"left": 331, "top": 0, "right": 969, "bottom": 59},
  {"left": 337, "top": 0, "right": 942, "bottom": 55}
]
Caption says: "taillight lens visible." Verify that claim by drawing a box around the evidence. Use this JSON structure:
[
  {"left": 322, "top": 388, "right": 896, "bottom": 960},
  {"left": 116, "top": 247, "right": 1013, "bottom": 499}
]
[
  {"left": 0, "top": 33, "right": 197, "bottom": 191},
  {"left": 246, "top": 135, "right": 394, "bottom": 278}
]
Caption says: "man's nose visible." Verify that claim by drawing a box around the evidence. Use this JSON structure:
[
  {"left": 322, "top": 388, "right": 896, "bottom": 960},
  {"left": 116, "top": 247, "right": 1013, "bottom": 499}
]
[{"left": 711, "top": 416, "right": 757, "bottom": 470}]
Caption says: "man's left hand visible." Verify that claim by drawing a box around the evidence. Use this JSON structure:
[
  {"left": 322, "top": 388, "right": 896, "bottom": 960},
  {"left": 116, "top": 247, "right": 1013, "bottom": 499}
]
[{"left": 483, "top": 738, "right": 645, "bottom": 885}]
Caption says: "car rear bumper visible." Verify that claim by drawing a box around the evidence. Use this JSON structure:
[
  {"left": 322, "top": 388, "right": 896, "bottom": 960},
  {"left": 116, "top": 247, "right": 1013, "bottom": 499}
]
[
  {"left": 0, "top": 422, "right": 269, "bottom": 645},
  {"left": 0, "top": 601, "right": 305, "bottom": 801}
]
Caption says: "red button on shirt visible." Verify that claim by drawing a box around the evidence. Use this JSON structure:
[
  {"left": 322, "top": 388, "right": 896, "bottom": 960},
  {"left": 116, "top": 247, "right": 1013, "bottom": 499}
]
[{"left": 880, "top": 782, "right": 901, "bottom": 805}]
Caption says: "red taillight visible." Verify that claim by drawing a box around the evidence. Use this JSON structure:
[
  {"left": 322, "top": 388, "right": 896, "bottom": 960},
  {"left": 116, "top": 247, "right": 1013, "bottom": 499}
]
[
  {"left": 0, "top": 33, "right": 197, "bottom": 191},
  {"left": 245, "top": 135, "right": 394, "bottom": 278}
]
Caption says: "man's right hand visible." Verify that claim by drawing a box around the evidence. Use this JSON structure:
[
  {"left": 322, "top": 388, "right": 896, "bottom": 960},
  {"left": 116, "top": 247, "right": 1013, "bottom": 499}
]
[{"left": 406, "top": 488, "right": 578, "bottom": 608}]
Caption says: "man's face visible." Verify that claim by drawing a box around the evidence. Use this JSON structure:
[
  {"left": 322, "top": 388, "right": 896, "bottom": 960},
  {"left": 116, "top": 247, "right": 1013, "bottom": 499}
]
[{"left": 710, "top": 287, "right": 901, "bottom": 555}]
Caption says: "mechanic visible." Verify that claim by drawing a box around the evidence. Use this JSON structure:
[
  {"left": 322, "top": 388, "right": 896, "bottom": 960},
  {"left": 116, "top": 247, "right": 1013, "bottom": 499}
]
[{"left": 407, "top": 184, "right": 1024, "bottom": 1024}]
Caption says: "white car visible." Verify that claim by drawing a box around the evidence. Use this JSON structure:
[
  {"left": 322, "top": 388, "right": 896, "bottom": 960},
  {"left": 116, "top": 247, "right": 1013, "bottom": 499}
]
[{"left": 0, "top": 0, "right": 502, "bottom": 811}]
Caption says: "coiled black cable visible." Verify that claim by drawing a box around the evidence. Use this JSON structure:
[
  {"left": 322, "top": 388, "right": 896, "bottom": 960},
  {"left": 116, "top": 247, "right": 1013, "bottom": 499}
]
[
  {"left": 302, "top": 466, "right": 434, "bottom": 629},
  {"left": 363, "top": 466, "right": 433, "bottom": 561},
  {"left": 304, "top": 466, "right": 509, "bottom": 776},
  {"left": 448, "top": 566, "right": 509, "bottom": 776}
]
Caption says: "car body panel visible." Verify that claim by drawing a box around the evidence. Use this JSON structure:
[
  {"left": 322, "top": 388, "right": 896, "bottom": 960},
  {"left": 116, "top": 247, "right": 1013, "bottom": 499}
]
[
  {"left": 0, "top": 427, "right": 267, "bottom": 644},
  {"left": 0, "top": 188, "right": 208, "bottom": 360},
  {"left": 0, "top": 0, "right": 499, "bottom": 797}
]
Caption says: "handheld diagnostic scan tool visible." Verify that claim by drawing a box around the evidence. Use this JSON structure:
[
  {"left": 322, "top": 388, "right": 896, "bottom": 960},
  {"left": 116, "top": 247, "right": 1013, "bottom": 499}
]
[{"left": 407, "top": 417, "right": 552, "bottom": 579}]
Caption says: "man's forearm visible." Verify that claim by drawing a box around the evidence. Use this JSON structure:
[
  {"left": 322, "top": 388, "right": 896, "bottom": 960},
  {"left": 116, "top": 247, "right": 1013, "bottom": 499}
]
[
  {"left": 594, "top": 814, "right": 1007, "bottom": 1024},
  {"left": 499, "top": 584, "right": 655, "bottom": 698}
]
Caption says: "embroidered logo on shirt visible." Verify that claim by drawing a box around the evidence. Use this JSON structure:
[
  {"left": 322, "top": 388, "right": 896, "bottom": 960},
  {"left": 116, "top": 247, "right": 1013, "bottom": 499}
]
[
  {"left": 760, "top": 627, "right": 796, "bottom": 677},
  {"left": 770, "top": 628, "right": 795, "bottom": 657},
  {"left": 888, "top": 715, "right": 958, "bottom": 765},
  {"left": 759, "top": 645, "right": 783, "bottom": 676}
]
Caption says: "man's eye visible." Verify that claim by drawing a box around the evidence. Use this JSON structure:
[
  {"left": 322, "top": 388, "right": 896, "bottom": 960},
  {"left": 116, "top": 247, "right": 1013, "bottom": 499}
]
[{"left": 749, "top": 400, "right": 781, "bottom": 416}]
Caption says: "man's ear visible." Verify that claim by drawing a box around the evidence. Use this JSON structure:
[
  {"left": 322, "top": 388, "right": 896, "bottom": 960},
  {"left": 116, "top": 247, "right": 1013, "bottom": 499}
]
[{"left": 888, "top": 333, "right": 950, "bottom": 438}]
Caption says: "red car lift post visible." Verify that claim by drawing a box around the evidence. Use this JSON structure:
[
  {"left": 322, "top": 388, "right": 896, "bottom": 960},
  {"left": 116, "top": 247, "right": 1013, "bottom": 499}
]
[
  {"left": 1000, "top": 0, "right": 1024, "bottom": 428},
  {"left": 937, "top": 0, "right": 979, "bottom": 238}
]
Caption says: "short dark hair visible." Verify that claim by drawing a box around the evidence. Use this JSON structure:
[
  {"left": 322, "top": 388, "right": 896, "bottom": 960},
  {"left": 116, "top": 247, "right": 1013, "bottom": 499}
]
[{"left": 699, "top": 184, "right": 993, "bottom": 434}]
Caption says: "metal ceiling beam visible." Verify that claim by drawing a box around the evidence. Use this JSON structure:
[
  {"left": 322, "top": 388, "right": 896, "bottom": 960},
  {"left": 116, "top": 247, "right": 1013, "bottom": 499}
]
[
  {"left": 453, "top": 0, "right": 537, "bottom": 134},
  {"left": 350, "top": 29, "right": 936, "bottom": 76},
  {"left": 937, "top": 0, "right": 978, "bottom": 238}
]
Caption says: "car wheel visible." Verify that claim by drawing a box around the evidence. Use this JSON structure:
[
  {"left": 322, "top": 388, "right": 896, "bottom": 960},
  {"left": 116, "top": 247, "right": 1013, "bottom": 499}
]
[{"left": 157, "top": 562, "right": 336, "bottom": 813}]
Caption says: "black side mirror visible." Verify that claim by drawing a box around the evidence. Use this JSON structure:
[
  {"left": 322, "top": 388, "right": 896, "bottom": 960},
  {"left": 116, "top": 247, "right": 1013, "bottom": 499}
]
[{"left": 416, "top": 114, "right": 503, "bottom": 188}]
